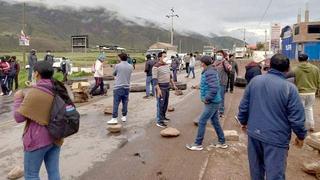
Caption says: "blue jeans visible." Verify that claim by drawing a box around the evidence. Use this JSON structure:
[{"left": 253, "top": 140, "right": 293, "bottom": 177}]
[
  {"left": 172, "top": 68, "right": 178, "bottom": 82},
  {"left": 112, "top": 88, "right": 129, "bottom": 118},
  {"left": 187, "top": 67, "right": 195, "bottom": 78},
  {"left": 156, "top": 99, "right": 160, "bottom": 121},
  {"left": 219, "top": 85, "right": 226, "bottom": 114},
  {"left": 146, "top": 76, "right": 155, "bottom": 96},
  {"left": 248, "top": 136, "right": 288, "bottom": 180},
  {"left": 195, "top": 103, "right": 225, "bottom": 145},
  {"left": 156, "top": 84, "right": 170, "bottom": 123},
  {"left": 24, "top": 144, "right": 61, "bottom": 180}
]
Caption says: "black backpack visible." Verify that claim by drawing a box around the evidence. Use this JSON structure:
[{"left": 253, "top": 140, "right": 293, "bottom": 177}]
[{"left": 48, "top": 80, "right": 80, "bottom": 139}]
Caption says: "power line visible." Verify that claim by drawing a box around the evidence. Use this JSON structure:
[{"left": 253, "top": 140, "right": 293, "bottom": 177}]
[{"left": 258, "top": 0, "right": 273, "bottom": 26}]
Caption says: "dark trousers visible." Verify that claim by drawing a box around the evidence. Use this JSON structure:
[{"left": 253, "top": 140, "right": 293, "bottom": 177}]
[
  {"left": 63, "top": 72, "right": 68, "bottom": 83},
  {"left": 112, "top": 88, "right": 129, "bottom": 118},
  {"left": 226, "top": 73, "right": 235, "bottom": 92},
  {"left": 248, "top": 136, "right": 288, "bottom": 180},
  {"left": 157, "top": 83, "right": 170, "bottom": 123},
  {"left": 0, "top": 75, "right": 9, "bottom": 94},
  {"left": 7, "top": 76, "right": 14, "bottom": 91},
  {"left": 90, "top": 77, "right": 104, "bottom": 95},
  {"left": 172, "top": 68, "right": 178, "bottom": 82},
  {"left": 14, "top": 74, "right": 19, "bottom": 90},
  {"left": 185, "top": 63, "right": 190, "bottom": 74}
]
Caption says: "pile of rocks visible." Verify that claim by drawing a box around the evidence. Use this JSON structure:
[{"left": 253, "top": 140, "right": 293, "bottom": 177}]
[{"left": 72, "top": 82, "right": 90, "bottom": 103}]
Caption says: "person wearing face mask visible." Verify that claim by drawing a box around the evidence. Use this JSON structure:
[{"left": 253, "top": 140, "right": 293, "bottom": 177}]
[
  {"left": 13, "top": 61, "right": 65, "bottom": 180},
  {"left": 44, "top": 50, "right": 54, "bottom": 65},
  {"left": 152, "top": 51, "right": 178, "bottom": 128},
  {"left": 213, "top": 50, "right": 232, "bottom": 118}
]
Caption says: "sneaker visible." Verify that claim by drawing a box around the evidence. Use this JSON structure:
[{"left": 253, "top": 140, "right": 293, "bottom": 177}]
[
  {"left": 186, "top": 144, "right": 204, "bottom": 151},
  {"left": 143, "top": 96, "right": 150, "bottom": 99},
  {"left": 164, "top": 117, "right": 170, "bottom": 123},
  {"left": 156, "top": 122, "right": 167, "bottom": 128},
  {"left": 219, "top": 114, "right": 225, "bottom": 118},
  {"left": 210, "top": 142, "right": 228, "bottom": 149},
  {"left": 107, "top": 118, "right": 118, "bottom": 125},
  {"left": 121, "top": 116, "right": 127, "bottom": 122},
  {"left": 7, "top": 91, "right": 12, "bottom": 96}
]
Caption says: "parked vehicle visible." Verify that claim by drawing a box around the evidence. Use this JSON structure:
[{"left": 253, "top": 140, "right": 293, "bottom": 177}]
[{"left": 235, "top": 47, "right": 247, "bottom": 58}]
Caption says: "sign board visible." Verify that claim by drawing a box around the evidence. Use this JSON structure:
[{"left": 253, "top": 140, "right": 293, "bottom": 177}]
[{"left": 19, "top": 30, "right": 30, "bottom": 46}]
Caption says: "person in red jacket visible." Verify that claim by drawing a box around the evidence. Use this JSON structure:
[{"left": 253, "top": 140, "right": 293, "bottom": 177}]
[{"left": 0, "top": 56, "right": 11, "bottom": 95}]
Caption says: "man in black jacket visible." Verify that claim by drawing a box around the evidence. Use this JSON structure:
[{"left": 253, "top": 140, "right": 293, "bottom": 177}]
[
  {"left": 226, "top": 54, "right": 239, "bottom": 93},
  {"left": 144, "top": 54, "right": 156, "bottom": 99}
]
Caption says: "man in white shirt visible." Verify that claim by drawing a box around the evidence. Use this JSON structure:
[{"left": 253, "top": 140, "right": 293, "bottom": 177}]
[{"left": 186, "top": 53, "right": 196, "bottom": 79}]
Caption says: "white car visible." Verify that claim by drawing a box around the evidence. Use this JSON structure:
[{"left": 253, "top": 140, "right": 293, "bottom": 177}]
[{"left": 53, "top": 57, "right": 73, "bottom": 74}]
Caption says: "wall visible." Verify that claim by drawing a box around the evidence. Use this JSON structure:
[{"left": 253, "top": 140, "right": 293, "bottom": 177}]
[{"left": 304, "top": 42, "right": 320, "bottom": 61}]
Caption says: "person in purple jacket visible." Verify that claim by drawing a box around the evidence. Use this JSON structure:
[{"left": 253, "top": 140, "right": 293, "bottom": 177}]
[{"left": 14, "top": 61, "right": 63, "bottom": 180}]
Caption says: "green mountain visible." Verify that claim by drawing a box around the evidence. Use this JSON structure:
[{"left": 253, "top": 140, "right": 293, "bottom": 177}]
[{"left": 0, "top": 1, "right": 244, "bottom": 52}]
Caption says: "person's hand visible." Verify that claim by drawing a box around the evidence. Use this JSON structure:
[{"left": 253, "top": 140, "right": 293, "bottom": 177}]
[
  {"left": 294, "top": 137, "right": 304, "bottom": 148},
  {"left": 202, "top": 100, "right": 209, "bottom": 104},
  {"left": 173, "top": 85, "right": 178, "bottom": 91},
  {"left": 14, "top": 90, "right": 24, "bottom": 99},
  {"left": 156, "top": 88, "right": 162, "bottom": 98}
]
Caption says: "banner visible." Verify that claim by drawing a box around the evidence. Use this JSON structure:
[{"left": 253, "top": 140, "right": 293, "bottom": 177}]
[{"left": 19, "top": 30, "right": 30, "bottom": 46}]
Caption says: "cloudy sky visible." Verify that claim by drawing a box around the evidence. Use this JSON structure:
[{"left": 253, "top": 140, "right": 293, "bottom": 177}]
[{"left": 10, "top": 0, "right": 320, "bottom": 43}]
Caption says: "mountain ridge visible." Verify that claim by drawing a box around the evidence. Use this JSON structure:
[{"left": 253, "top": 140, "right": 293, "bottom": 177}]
[{"left": 0, "top": 1, "right": 244, "bottom": 52}]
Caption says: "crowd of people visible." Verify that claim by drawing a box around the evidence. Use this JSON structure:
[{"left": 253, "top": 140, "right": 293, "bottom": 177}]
[
  {"left": 10, "top": 47, "right": 320, "bottom": 180},
  {"left": 0, "top": 56, "right": 20, "bottom": 96}
]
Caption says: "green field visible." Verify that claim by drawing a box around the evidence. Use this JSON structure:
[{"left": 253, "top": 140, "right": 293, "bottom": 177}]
[{"left": 1, "top": 51, "right": 146, "bottom": 67}]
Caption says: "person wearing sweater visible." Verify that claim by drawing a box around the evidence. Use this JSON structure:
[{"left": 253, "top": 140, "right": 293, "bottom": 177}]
[
  {"left": 107, "top": 53, "right": 134, "bottom": 125},
  {"left": 291, "top": 54, "right": 320, "bottom": 132},
  {"left": 90, "top": 54, "right": 106, "bottom": 96},
  {"left": 14, "top": 61, "right": 64, "bottom": 180}
]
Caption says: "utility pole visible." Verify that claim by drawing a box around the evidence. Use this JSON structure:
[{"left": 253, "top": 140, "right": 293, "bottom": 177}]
[
  {"left": 243, "top": 28, "right": 246, "bottom": 48},
  {"left": 179, "top": 39, "right": 182, "bottom": 53},
  {"left": 22, "top": 2, "right": 26, "bottom": 66},
  {"left": 166, "top": 8, "right": 179, "bottom": 45},
  {"left": 264, "top": 29, "right": 267, "bottom": 56}
]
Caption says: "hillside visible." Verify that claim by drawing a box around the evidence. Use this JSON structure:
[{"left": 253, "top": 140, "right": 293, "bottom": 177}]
[{"left": 0, "top": 1, "right": 244, "bottom": 52}]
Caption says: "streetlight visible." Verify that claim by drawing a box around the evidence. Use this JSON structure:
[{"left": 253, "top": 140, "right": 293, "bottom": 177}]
[{"left": 166, "top": 8, "right": 179, "bottom": 45}]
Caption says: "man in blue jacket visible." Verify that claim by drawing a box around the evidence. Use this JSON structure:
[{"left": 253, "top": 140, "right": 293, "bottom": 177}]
[
  {"left": 237, "top": 54, "right": 306, "bottom": 180},
  {"left": 186, "top": 56, "right": 227, "bottom": 151}
]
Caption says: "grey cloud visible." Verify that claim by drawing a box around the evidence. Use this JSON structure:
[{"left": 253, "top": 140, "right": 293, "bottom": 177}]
[{"left": 7, "top": 0, "right": 320, "bottom": 43}]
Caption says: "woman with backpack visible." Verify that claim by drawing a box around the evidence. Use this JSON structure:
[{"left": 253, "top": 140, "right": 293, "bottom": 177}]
[
  {"left": 13, "top": 61, "right": 67, "bottom": 180},
  {"left": 213, "top": 50, "right": 232, "bottom": 118}
]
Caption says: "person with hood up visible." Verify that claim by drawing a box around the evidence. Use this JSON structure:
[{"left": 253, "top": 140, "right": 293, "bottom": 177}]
[
  {"left": 90, "top": 53, "right": 106, "bottom": 96},
  {"left": 0, "top": 56, "right": 11, "bottom": 96},
  {"left": 213, "top": 50, "right": 232, "bottom": 118},
  {"left": 245, "top": 54, "right": 264, "bottom": 83}
]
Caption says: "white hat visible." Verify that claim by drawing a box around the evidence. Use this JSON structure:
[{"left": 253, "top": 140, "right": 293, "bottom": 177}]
[{"left": 253, "top": 54, "right": 265, "bottom": 63}]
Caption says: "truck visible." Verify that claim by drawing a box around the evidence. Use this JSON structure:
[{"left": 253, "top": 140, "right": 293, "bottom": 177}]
[{"left": 235, "top": 47, "right": 247, "bottom": 58}]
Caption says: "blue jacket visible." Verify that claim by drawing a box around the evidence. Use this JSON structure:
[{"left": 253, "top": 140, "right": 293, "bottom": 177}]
[
  {"left": 238, "top": 69, "right": 306, "bottom": 148},
  {"left": 200, "top": 66, "right": 221, "bottom": 104},
  {"left": 245, "top": 62, "right": 262, "bottom": 83}
]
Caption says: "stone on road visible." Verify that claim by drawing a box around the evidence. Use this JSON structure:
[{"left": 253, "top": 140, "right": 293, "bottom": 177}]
[
  {"left": 107, "top": 124, "right": 122, "bottom": 133},
  {"left": 160, "top": 127, "right": 180, "bottom": 137}
]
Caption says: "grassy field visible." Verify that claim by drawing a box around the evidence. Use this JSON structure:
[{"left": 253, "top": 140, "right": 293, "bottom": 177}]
[
  {"left": 1, "top": 51, "right": 146, "bottom": 67},
  {"left": 17, "top": 69, "right": 93, "bottom": 89}
]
